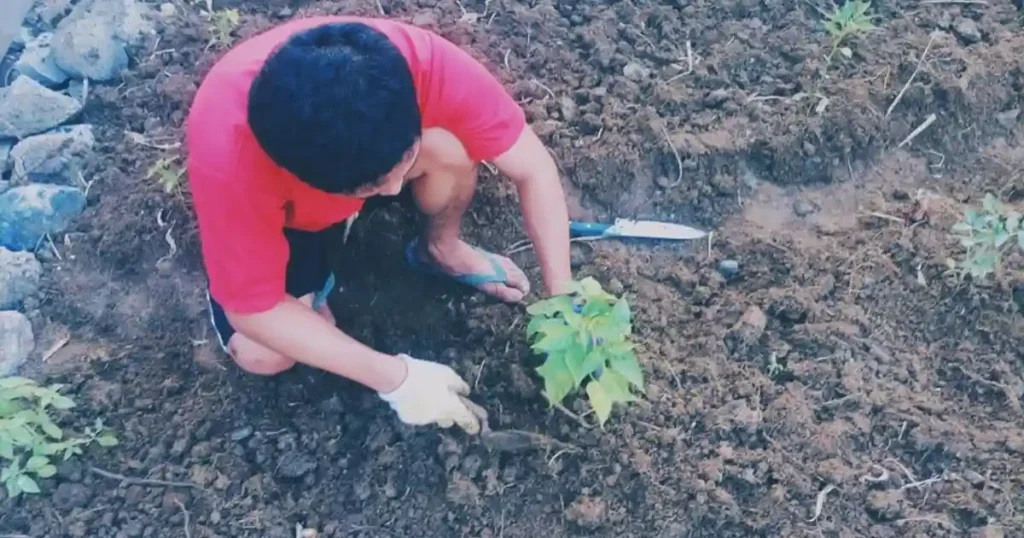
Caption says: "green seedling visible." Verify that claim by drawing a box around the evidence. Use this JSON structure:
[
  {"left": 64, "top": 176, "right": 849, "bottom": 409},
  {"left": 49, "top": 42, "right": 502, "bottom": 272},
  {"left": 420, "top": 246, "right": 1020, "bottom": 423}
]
[
  {"left": 207, "top": 8, "right": 240, "bottom": 49},
  {"left": 949, "top": 193, "right": 1023, "bottom": 280},
  {"left": 147, "top": 156, "right": 185, "bottom": 194},
  {"left": 823, "top": 0, "right": 876, "bottom": 64},
  {"left": 526, "top": 277, "right": 644, "bottom": 426},
  {"left": 0, "top": 377, "right": 118, "bottom": 497}
]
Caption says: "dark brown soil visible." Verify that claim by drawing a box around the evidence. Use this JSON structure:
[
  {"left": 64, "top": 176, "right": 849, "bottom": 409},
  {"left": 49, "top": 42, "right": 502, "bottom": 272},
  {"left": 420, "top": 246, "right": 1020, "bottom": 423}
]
[{"left": 3, "top": 0, "right": 1024, "bottom": 537}]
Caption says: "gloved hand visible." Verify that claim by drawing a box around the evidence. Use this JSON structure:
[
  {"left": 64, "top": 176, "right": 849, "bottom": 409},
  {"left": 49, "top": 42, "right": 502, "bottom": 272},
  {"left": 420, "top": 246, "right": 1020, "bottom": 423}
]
[{"left": 378, "top": 354, "right": 481, "bottom": 434}]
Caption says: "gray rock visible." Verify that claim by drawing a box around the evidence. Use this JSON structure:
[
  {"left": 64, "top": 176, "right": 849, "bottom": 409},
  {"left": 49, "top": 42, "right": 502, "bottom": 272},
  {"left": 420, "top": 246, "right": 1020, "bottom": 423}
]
[
  {"left": 0, "top": 139, "right": 12, "bottom": 173},
  {"left": 952, "top": 18, "right": 982, "bottom": 45},
  {"left": 0, "top": 311, "right": 34, "bottom": 376},
  {"left": 0, "top": 76, "right": 81, "bottom": 139},
  {"left": 0, "top": 184, "right": 86, "bottom": 251},
  {"left": 996, "top": 108, "right": 1020, "bottom": 129},
  {"left": 51, "top": 0, "right": 152, "bottom": 81},
  {"left": 623, "top": 62, "right": 651, "bottom": 81},
  {"left": 276, "top": 451, "right": 317, "bottom": 478},
  {"left": 717, "top": 259, "right": 740, "bottom": 279},
  {"left": 13, "top": 33, "right": 69, "bottom": 87},
  {"left": 0, "top": 181, "right": 9, "bottom": 195},
  {"left": 10, "top": 124, "right": 94, "bottom": 185},
  {"left": 0, "top": 247, "right": 42, "bottom": 309}
]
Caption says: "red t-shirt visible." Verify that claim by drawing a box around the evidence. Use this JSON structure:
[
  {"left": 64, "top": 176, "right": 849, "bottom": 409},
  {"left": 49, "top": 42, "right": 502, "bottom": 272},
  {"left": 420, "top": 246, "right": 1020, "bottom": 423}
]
[{"left": 186, "top": 16, "right": 526, "bottom": 314}]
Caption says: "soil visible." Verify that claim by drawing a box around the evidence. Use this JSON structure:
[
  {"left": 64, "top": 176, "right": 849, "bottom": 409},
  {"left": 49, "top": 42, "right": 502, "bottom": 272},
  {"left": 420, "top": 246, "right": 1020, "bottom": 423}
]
[{"left": 3, "top": 0, "right": 1024, "bottom": 537}]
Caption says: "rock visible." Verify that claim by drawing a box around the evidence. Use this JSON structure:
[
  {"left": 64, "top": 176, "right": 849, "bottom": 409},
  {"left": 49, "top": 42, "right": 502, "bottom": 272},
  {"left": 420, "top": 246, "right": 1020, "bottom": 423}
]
[
  {"left": 704, "top": 89, "right": 730, "bottom": 108},
  {"left": 622, "top": 62, "right": 650, "bottom": 81},
  {"left": 793, "top": 199, "right": 817, "bottom": 217},
  {"left": 276, "top": 451, "right": 317, "bottom": 478},
  {"left": 565, "top": 495, "right": 606, "bottom": 529},
  {"left": 558, "top": 96, "right": 577, "bottom": 121},
  {"left": 51, "top": 0, "right": 152, "bottom": 81},
  {"left": 0, "top": 184, "right": 87, "bottom": 251},
  {"left": 229, "top": 426, "right": 253, "bottom": 442},
  {"left": 10, "top": 124, "right": 95, "bottom": 185},
  {"left": 0, "top": 311, "right": 34, "bottom": 376},
  {"left": 13, "top": 33, "right": 69, "bottom": 87},
  {"left": 952, "top": 17, "right": 981, "bottom": 44},
  {"left": 996, "top": 108, "right": 1020, "bottom": 129},
  {"left": 158, "top": 2, "right": 176, "bottom": 17},
  {"left": 0, "top": 247, "right": 42, "bottom": 309},
  {"left": 0, "top": 76, "right": 82, "bottom": 139},
  {"left": 717, "top": 259, "right": 739, "bottom": 279},
  {"left": 0, "top": 139, "right": 12, "bottom": 173},
  {"left": 51, "top": 482, "right": 92, "bottom": 510}
]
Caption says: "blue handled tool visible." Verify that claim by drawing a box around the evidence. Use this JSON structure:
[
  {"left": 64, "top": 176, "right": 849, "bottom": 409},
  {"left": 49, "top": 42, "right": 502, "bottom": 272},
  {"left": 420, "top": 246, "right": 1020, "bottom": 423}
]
[{"left": 569, "top": 218, "right": 708, "bottom": 241}]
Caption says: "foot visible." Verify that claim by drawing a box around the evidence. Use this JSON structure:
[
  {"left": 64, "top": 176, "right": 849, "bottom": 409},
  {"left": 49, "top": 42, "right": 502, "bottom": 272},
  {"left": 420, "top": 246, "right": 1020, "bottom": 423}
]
[{"left": 418, "top": 238, "right": 531, "bottom": 303}]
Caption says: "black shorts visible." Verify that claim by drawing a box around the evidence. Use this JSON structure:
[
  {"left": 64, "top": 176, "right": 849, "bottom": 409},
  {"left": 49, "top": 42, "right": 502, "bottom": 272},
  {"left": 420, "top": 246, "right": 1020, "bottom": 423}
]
[{"left": 206, "top": 228, "right": 337, "bottom": 352}]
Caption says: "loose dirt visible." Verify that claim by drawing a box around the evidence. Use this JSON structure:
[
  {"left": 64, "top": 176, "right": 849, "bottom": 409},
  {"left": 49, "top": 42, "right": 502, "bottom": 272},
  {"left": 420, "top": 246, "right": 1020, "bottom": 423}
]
[{"left": 3, "top": 0, "right": 1024, "bottom": 537}]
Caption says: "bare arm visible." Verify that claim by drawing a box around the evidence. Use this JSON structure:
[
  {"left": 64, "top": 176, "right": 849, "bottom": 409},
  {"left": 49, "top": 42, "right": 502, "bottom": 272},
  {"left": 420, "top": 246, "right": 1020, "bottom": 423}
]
[
  {"left": 226, "top": 298, "right": 407, "bottom": 393},
  {"left": 491, "top": 127, "right": 573, "bottom": 296}
]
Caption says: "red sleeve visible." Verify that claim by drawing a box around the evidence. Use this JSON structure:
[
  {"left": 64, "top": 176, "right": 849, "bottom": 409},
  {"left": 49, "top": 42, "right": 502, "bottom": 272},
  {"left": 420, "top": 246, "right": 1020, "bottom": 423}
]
[
  {"left": 187, "top": 137, "right": 290, "bottom": 315},
  {"left": 420, "top": 35, "right": 527, "bottom": 162}
]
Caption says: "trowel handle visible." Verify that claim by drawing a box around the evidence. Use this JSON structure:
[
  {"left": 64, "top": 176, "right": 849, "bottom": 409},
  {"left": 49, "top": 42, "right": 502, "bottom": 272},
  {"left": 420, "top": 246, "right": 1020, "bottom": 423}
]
[{"left": 569, "top": 221, "right": 611, "bottom": 237}]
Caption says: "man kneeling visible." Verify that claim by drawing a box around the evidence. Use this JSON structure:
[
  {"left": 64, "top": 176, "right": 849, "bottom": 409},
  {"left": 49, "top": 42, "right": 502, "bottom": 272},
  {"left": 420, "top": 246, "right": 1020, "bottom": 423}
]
[{"left": 185, "top": 16, "right": 573, "bottom": 434}]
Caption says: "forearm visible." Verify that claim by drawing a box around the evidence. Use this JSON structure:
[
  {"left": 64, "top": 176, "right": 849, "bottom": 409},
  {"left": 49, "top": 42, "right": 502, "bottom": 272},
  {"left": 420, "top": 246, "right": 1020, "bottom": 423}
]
[
  {"left": 514, "top": 159, "right": 573, "bottom": 295},
  {"left": 227, "top": 297, "right": 406, "bottom": 392}
]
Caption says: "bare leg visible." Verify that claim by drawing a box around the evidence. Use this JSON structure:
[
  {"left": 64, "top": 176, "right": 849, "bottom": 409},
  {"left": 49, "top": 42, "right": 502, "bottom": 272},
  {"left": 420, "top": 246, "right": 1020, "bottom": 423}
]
[
  {"left": 410, "top": 156, "right": 531, "bottom": 303},
  {"left": 227, "top": 292, "right": 334, "bottom": 375}
]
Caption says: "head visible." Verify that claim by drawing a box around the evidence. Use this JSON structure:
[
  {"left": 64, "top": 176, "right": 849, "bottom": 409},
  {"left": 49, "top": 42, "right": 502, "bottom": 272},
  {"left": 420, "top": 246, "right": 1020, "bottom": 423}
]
[{"left": 247, "top": 22, "right": 421, "bottom": 197}]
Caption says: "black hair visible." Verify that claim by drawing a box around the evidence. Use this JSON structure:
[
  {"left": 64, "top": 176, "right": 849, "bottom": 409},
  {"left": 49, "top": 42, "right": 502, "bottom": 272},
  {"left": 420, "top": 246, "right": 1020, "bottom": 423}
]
[{"left": 247, "top": 22, "right": 421, "bottom": 194}]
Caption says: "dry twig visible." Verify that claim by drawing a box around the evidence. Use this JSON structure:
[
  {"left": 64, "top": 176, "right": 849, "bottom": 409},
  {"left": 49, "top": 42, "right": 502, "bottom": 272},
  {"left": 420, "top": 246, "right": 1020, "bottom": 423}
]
[
  {"left": 173, "top": 499, "right": 192, "bottom": 538},
  {"left": 896, "top": 113, "right": 937, "bottom": 148},
  {"left": 89, "top": 467, "right": 205, "bottom": 490},
  {"left": 887, "top": 33, "right": 937, "bottom": 117},
  {"left": 658, "top": 121, "right": 684, "bottom": 187},
  {"left": 808, "top": 484, "right": 837, "bottom": 522}
]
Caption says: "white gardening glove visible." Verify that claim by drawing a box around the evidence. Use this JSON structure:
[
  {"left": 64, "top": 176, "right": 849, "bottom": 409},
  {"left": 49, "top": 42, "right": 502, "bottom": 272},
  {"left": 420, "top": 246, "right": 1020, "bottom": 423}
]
[{"left": 379, "top": 354, "right": 481, "bottom": 434}]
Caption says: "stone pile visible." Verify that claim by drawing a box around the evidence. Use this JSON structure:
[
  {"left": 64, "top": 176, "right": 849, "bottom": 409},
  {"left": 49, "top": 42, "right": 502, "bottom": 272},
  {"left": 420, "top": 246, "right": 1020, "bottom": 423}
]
[{"left": 0, "top": 0, "right": 152, "bottom": 375}]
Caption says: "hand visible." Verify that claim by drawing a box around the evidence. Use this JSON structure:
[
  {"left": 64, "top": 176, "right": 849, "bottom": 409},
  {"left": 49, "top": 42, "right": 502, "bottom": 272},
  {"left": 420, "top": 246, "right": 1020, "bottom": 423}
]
[{"left": 378, "top": 354, "right": 481, "bottom": 434}]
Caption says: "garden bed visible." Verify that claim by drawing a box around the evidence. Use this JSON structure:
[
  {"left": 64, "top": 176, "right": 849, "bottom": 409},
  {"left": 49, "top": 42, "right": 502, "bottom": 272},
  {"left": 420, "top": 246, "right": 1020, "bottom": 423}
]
[{"left": 3, "top": 0, "right": 1024, "bottom": 536}]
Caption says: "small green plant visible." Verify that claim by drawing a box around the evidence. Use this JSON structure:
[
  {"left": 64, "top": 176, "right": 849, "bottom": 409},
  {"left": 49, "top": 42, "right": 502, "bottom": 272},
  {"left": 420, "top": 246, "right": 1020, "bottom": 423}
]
[
  {"left": 526, "top": 277, "right": 644, "bottom": 426},
  {"left": 823, "top": 0, "right": 876, "bottom": 64},
  {"left": 207, "top": 8, "right": 241, "bottom": 49},
  {"left": 950, "top": 193, "right": 1023, "bottom": 280},
  {"left": 147, "top": 156, "right": 185, "bottom": 194},
  {"left": 0, "top": 377, "right": 118, "bottom": 497}
]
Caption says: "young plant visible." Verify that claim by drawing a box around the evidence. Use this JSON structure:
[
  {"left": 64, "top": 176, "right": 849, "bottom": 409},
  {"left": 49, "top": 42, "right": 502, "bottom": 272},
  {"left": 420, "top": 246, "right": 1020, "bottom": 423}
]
[
  {"left": 949, "top": 193, "right": 1023, "bottom": 280},
  {"left": 526, "top": 277, "right": 644, "bottom": 426},
  {"left": 0, "top": 377, "right": 118, "bottom": 497},
  {"left": 147, "top": 156, "right": 185, "bottom": 195},
  {"left": 823, "top": 0, "right": 876, "bottom": 64},
  {"left": 207, "top": 8, "right": 241, "bottom": 49}
]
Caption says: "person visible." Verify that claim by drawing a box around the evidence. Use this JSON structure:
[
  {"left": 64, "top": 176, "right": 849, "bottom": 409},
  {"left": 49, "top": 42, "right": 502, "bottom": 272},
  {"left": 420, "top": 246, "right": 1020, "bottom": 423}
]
[{"left": 184, "top": 15, "right": 573, "bottom": 435}]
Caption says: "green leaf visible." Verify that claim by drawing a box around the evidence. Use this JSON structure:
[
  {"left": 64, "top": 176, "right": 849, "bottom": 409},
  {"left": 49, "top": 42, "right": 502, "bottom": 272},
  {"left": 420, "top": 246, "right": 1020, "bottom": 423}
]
[
  {"left": 599, "top": 370, "right": 639, "bottom": 403},
  {"left": 0, "top": 377, "right": 35, "bottom": 389},
  {"left": 8, "top": 425, "right": 35, "bottom": 446},
  {"left": 96, "top": 435, "right": 119, "bottom": 448},
  {"left": 35, "top": 414, "right": 63, "bottom": 440},
  {"left": 536, "top": 353, "right": 574, "bottom": 405},
  {"left": 564, "top": 346, "right": 588, "bottom": 385},
  {"left": 582, "top": 299, "right": 613, "bottom": 318},
  {"left": 25, "top": 456, "right": 48, "bottom": 470},
  {"left": 0, "top": 439, "right": 13, "bottom": 460},
  {"left": 581, "top": 348, "right": 607, "bottom": 377},
  {"left": 531, "top": 323, "right": 575, "bottom": 353},
  {"left": 7, "top": 478, "right": 22, "bottom": 497},
  {"left": 585, "top": 381, "right": 613, "bottom": 425},
  {"left": 34, "top": 464, "right": 57, "bottom": 478},
  {"left": 611, "top": 299, "right": 631, "bottom": 325},
  {"left": 609, "top": 353, "right": 645, "bottom": 389},
  {"left": 50, "top": 395, "right": 76, "bottom": 410},
  {"left": 526, "top": 296, "right": 574, "bottom": 317},
  {"left": 17, "top": 474, "right": 40, "bottom": 494},
  {"left": 578, "top": 277, "right": 604, "bottom": 296}
]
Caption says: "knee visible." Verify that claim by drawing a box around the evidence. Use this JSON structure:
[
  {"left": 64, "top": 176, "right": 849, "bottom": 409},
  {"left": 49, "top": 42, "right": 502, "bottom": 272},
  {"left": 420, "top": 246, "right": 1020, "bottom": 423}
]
[{"left": 227, "top": 336, "right": 295, "bottom": 376}]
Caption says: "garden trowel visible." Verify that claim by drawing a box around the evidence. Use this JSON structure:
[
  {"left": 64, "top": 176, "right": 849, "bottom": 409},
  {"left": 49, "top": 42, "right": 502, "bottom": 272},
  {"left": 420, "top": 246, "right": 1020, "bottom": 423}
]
[{"left": 569, "top": 218, "right": 707, "bottom": 241}]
